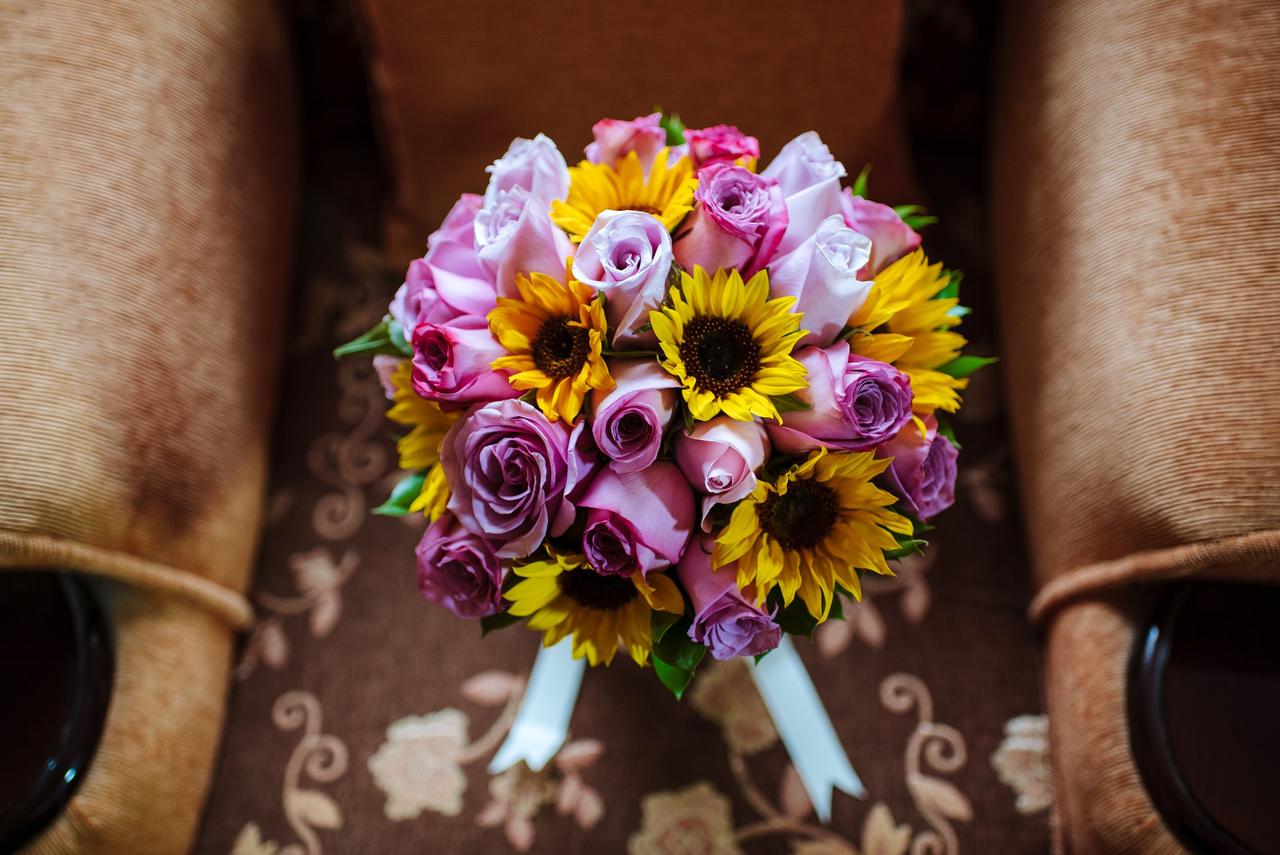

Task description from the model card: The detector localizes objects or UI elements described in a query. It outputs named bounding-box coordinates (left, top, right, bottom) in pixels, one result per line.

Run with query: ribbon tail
left=489, top=638, right=585, bottom=774
left=749, top=636, right=865, bottom=821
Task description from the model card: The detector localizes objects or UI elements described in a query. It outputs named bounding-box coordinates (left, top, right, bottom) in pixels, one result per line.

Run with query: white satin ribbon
left=489, top=638, right=585, bottom=774
left=749, top=636, right=865, bottom=821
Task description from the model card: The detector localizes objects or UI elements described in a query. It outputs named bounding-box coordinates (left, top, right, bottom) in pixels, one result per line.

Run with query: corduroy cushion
left=993, top=0, right=1280, bottom=850
left=0, top=0, right=297, bottom=851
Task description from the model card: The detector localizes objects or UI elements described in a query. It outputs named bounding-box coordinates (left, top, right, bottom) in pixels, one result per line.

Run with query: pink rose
left=416, top=513, right=505, bottom=619
left=678, top=533, right=779, bottom=660
left=591, top=360, right=680, bottom=474
left=441, top=399, right=578, bottom=558
left=673, top=163, right=788, bottom=278
left=768, top=342, right=913, bottom=454
left=768, top=214, right=873, bottom=345
left=880, top=415, right=958, bottom=520
left=578, top=463, right=694, bottom=577
left=684, top=125, right=760, bottom=169
left=571, top=210, right=672, bottom=347
left=372, top=354, right=400, bottom=400
left=389, top=194, right=494, bottom=336
left=840, top=191, right=922, bottom=276
left=674, top=416, right=770, bottom=531
left=483, top=134, right=570, bottom=208
left=410, top=317, right=518, bottom=410
left=474, top=186, right=575, bottom=298
left=584, top=113, right=666, bottom=171
left=763, top=132, right=848, bottom=257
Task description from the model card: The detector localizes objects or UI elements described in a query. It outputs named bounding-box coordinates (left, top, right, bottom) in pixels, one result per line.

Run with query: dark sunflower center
left=557, top=565, right=639, bottom=611
left=625, top=203, right=663, bottom=215
left=532, top=315, right=590, bottom=378
left=758, top=479, right=839, bottom=551
left=678, top=315, right=761, bottom=397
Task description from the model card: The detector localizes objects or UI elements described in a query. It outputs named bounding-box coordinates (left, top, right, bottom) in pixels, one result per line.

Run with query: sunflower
left=386, top=359, right=458, bottom=470
left=488, top=270, right=615, bottom=423
left=714, top=449, right=912, bottom=621
left=847, top=250, right=967, bottom=415
left=505, top=553, right=684, bottom=666
left=651, top=266, right=808, bottom=423
left=409, top=464, right=449, bottom=521
left=550, top=149, right=696, bottom=242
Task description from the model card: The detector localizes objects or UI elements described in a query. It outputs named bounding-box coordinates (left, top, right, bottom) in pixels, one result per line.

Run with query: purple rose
left=572, top=210, right=672, bottom=347
left=881, top=415, right=958, bottom=520
left=591, top=360, right=679, bottom=473
left=839, top=191, right=921, bottom=277
left=673, top=163, right=787, bottom=278
left=678, top=533, right=779, bottom=660
left=578, top=463, right=694, bottom=577
left=584, top=113, right=666, bottom=171
left=411, top=317, right=519, bottom=409
left=441, top=399, right=577, bottom=558
left=416, top=513, right=505, bottom=619
left=769, top=342, right=913, bottom=454
left=768, top=214, right=874, bottom=346
left=684, top=124, right=760, bottom=170
left=389, top=194, right=495, bottom=336
left=673, top=416, right=770, bottom=531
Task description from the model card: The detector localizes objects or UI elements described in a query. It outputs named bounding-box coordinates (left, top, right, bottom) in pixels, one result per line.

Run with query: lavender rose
left=769, top=342, right=913, bottom=454
left=584, top=113, right=666, bottom=171
left=840, top=191, right=921, bottom=276
left=416, top=513, right=504, bottom=619
left=389, top=194, right=494, bottom=336
left=673, top=416, right=770, bottom=531
left=679, top=533, right=779, bottom=660
left=673, top=163, right=787, bottom=278
left=572, top=211, right=672, bottom=347
left=578, top=463, right=694, bottom=577
left=591, top=360, right=679, bottom=473
left=768, top=214, right=874, bottom=346
left=440, top=399, right=578, bottom=558
left=410, top=317, right=519, bottom=409
left=762, top=132, right=848, bottom=257
left=474, top=186, right=575, bottom=298
left=684, top=124, right=760, bottom=170
left=881, top=415, right=958, bottom=520
left=483, top=134, right=570, bottom=208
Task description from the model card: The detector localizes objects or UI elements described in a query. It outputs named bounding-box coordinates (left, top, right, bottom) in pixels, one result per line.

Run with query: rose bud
left=678, top=533, right=780, bottom=660
left=584, top=113, right=667, bottom=171
left=768, top=342, right=914, bottom=454
left=674, top=416, right=770, bottom=531
left=440, top=399, right=578, bottom=558
left=410, top=317, right=520, bottom=410
left=578, top=463, right=694, bottom=577
left=768, top=214, right=874, bottom=346
left=389, top=194, right=494, bottom=337
left=474, top=186, right=575, bottom=298
left=880, top=415, right=958, bottom=520
left=572, top=210, right=673, bottom=347
left=839, top=191, right=922, bottom=277
left=416, top=512, right=505, bottom=619
left=590, top=360, right=680, bottom=473
left=483, top=133, right=570, bottom=208
left=684, top=124, right=760, bottom=170
left=673, top=163, right=788, bottom=278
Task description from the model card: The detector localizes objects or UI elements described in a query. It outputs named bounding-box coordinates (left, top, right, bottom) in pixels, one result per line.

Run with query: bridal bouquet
left=340, top=113, right=990, bottom=698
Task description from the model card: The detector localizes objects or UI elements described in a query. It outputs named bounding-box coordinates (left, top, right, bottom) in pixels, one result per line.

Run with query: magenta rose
left=684, top=125, right=760, bottom=169
left=578, top=463, right=694, bottom=577
left=416, top=513, right=504, bottom=619
left=769, top=342, right=913, bottom=455
left=881, top=415, right=958, bottom=520
left=840, top=191, right=921, bottom=276
left=441, top=399, right=578, bottom=558
left=591, top=360, right=679, bottom=474
left=768, top=214, right=874, bottom=346
left=410, top=317, right=519, bottom=409
left=674, top=163, right=788, bottom=278
left=389, top=194, right=494, bottom=336
left=584, top=113, right=666, bottom=171
left=673, top=416, right=770, bottom=531
left=678, top=533, right=780, bottom=660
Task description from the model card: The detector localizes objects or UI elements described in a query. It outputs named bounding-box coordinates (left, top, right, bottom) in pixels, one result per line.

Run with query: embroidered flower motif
left=368, top=709, right=469, bottom=819
left=476, top=764, right=558, bottom=852
left=230, top=822, right=280, bottom=855
left=628, top=781, right=742, bottom=855
left=688, top=658, right=778, bottom=755
left=991, top=714, right=1051, bottom=815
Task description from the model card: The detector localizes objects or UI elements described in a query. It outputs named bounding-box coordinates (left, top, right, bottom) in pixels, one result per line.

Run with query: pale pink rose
left=474, top=186, right=575, bottom=298
left=763, top=132, right=848, bottom=256
left=674, top=416, right=770, bottom=531
left=840, top=190, right=922, bottom=276
left=768, top=214, right=873, bottom=345
left=572, top=210, right=672, bottom=347
left=389, top=194, right=494, bottom=337
left=578, top=462, right=694, bottom=577
left=410, top=317, right=519, bottom=409
left=679, top=533, right=780, bottom=660
left=673, top=163, right=788, bottom=278
left=684, top=124, right=760, bottom=169
left=483, top=134, right=570, bottom=208
left=584, top=113, right=666, bottom=171
left=590, top=360, right=680, bottom=473
left=373, top=354, right=400, bottom=399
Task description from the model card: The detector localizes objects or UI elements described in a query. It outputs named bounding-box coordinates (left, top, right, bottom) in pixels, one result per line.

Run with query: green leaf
left=903, top=214, right=939, bottom=230
left=653, top=657, right=696, bottom=699
left=885, top=538, right=928, bottom=560
left=935, top=417, right=960, bottom=449
left=480, top=611, right=524, bottom=636
left=851, top=164, right=872, bottom=198
left=681, top=404, right=695, bottom=434
left=651, top=609, right=682, bottom=644
left=828, top=591, right=845, bottom=622
left=387, top=319, right=413, bottom=357
left=936, top=355, right=998, bottom=379
left=660, top=112, right=687, bottom=146
left=772, top=596, right=820, bottom=637
left=372, top=471, right=426, bottom=517
left=333, top=319, right=406, bottom=359
left=948, top=305, right=971, bottom=318
left=770, top=392, right=813, bottom=414
left=653, top=617, right=705, bottom=671
left=937, top=269, right=963, bottom=301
